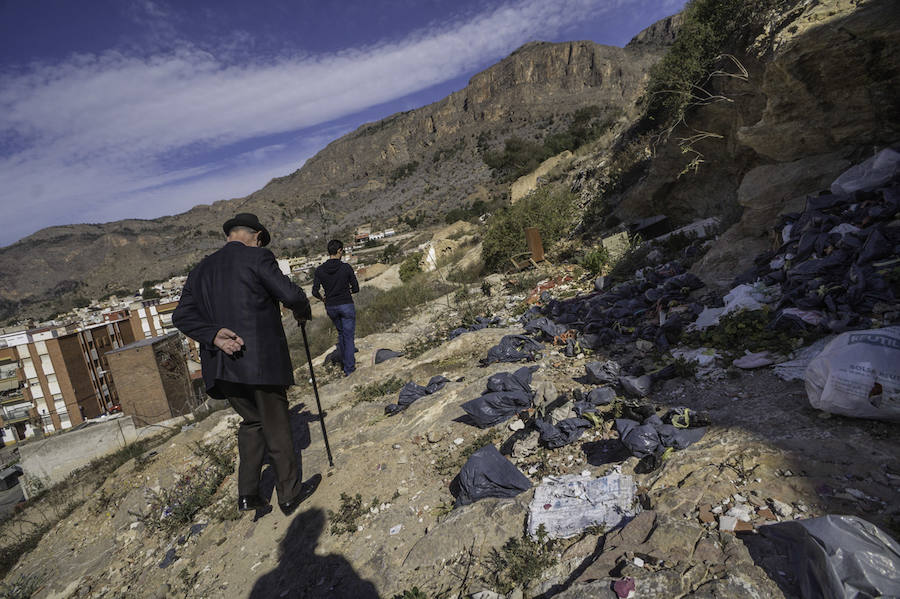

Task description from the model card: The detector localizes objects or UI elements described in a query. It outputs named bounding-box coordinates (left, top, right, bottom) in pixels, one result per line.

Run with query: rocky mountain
left=0, top=30, right=672, bottom=322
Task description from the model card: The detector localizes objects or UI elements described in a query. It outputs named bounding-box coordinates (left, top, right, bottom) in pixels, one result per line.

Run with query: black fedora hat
left=223, top=213, right=271, bottom=247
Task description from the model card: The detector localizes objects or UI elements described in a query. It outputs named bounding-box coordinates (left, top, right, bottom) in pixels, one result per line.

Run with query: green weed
left=142, top=439, right=236, bottom=535
left=487, top=524, right=558, bottom=594
left=353, top=376, right=406, bottom=405
left=328, top=493, right=380, bottom=535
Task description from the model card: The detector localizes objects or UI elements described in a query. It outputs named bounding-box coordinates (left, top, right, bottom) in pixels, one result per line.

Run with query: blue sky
left=0, top=0, right=685, bottom=247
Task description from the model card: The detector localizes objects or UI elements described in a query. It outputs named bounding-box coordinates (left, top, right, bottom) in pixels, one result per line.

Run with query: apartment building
left=128, top=299, right=199, bottom=362
left=0, top=343, right=29, bottom=442
left=0, top=319, right=136, bottom=440
left=106, top=333, right=192, bottom=426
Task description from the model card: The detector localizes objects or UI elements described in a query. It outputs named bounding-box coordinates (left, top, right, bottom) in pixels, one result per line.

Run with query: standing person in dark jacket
left=312, top=239, right=360, bottom=377
left=173, top=213, right=320, bottom=516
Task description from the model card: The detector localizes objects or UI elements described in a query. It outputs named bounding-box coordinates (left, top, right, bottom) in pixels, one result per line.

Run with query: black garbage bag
left=585, top=360, right=621, bottom=385
left=461, top=391, right=533, bottom=428
left=453, top=444, right=531, bottom=506
left=857, top=229, right=893, bottom=264
left=448, top=316, right=502, bottom=339
left=486, top=366, right=536, bottom=394
left=586, top=387, right=616, bottom=405
left=481, top=335, right=543, bottom=365
left=615, top=418, right=661, bottom=459
left=616, top=411, right=707, bottom=459
left=374, top=349, right=402, bottom=364
left=656, top=424, right=706, bottom=450
left=758, top=515, right=900, bottom=599
left=535, top=417, right=591, bottom=449
left=385, top=375, right=450, bottom=416
left=524, top=316, right=568, bottom=340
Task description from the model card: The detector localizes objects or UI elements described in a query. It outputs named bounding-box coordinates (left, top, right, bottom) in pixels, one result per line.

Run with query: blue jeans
left=326, top=303, right=356, bottom=375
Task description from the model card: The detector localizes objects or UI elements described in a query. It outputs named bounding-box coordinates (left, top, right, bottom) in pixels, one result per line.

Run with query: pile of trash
left=521, top=261, right=705, bottom=353
left=730, top=151, right=899, bottom=335
left=519, top=152, right=898, bottom=364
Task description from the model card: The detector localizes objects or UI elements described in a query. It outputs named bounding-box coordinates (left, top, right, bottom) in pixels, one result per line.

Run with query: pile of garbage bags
left=521, top=261, right=705, bottom=352
left=732, top=156, right=899, bottom=335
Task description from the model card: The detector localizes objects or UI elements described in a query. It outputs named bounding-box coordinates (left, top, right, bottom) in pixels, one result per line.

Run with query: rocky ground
left=3, top=256, right=898, bottom=599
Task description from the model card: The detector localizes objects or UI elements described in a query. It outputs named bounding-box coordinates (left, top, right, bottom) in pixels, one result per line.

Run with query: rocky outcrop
left=604, top=0, right=900, bottom=288
left=737, top=0, right=900, bottom=161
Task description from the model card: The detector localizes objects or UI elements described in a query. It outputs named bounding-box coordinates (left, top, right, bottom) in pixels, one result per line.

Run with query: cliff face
left=0, top=37, right=666, bottom=320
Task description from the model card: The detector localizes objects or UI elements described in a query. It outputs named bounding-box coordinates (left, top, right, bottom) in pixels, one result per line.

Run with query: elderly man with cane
left=173, top=213, right=320, bottom=516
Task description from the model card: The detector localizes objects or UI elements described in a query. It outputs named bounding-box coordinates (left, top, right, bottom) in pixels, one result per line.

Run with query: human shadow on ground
left=248, top=507, right=380, bottom=598
left=258, top=403, right=314, bottom=509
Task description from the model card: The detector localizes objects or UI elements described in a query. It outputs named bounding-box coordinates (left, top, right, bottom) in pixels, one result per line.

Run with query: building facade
left=106, top=333, right=192, bottom=426
left=0, top=319, right=136, bottom=440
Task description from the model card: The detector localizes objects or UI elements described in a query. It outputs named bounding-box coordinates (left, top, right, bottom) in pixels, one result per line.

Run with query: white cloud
left=0, top=0, right=640, bottom=246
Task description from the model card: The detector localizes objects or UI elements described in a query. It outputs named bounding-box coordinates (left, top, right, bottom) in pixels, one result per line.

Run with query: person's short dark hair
left=327, top=239, right=343, bottom=256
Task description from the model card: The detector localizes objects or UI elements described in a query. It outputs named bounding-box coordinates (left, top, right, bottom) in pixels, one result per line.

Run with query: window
left=22, top=358, right=36, bottom=379
left=34, top=340, right=48, bottom=355
left=47, top=374, right=60, bottom=395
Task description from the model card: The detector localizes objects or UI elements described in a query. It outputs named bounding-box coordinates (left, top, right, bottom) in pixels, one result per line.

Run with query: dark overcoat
left=173, top=241, right=310, bottom=398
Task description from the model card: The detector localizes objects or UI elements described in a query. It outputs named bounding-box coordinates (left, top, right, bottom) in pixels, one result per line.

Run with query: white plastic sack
left=774, top=336, right=834, bottom=382
left=527, top=472, right=639, bottom=539
left=831, top=148, right=900, bottom=195
left=805, top=327, right=900, bottom=422
left=722, top=282, right=780, bottom=316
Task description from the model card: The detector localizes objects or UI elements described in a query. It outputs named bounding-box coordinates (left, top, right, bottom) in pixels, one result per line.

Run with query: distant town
left=0, top=224, right=405, bottom=445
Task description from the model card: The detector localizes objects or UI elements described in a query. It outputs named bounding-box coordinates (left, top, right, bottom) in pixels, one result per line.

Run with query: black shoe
left=279, top=474, right=322, bottom=516
left=238, top=494, right=268, bottom=512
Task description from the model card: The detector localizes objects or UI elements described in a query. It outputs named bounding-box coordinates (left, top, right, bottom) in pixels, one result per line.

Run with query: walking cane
left=300, top=321, right=334, bottom=467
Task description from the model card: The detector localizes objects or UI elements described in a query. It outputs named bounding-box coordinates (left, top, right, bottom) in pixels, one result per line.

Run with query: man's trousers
left=217, top=381, right=302, bottom=504
left=326, top=302, right=356, bottom=376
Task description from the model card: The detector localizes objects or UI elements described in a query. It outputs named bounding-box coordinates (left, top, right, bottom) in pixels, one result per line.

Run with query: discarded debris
left=374, top=349, right=402, bottom=364
left=758, top=515, right=900, bottom=599
left=527, top=472, right=639, bottom=539
left=534, top=417, right=591, bottom=449
left=453, top=444, right=531, bottom=506
left=448, top=316, right=502, bottom=340
left=384, top=375, right=450, bottom=416
left=616, top=410, right=708, bottom=467
left=804, top=326, right=900, bottom=421
left=461, top=367, right=535, bottom=428
left=481, top=334, right=544, bottom=365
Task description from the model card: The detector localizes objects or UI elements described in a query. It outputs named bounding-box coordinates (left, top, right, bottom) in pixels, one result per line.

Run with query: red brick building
left=106, top=334, right=192, bottom=426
